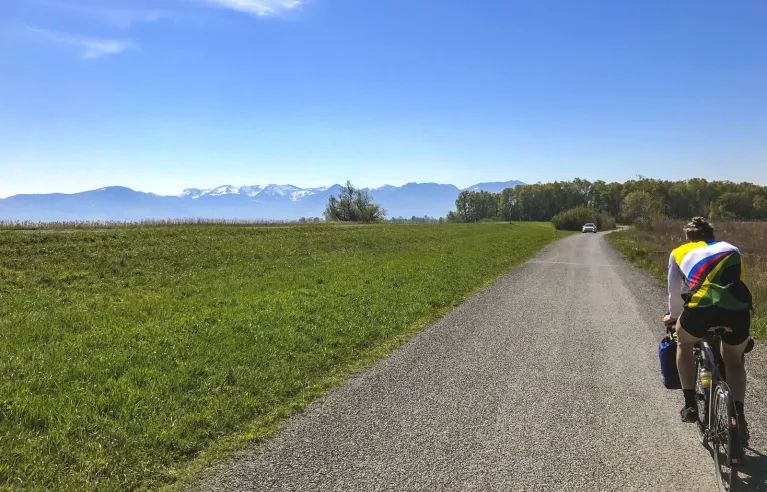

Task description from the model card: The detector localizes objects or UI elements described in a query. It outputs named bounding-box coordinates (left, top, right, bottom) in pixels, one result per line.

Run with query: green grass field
left=608, top=221, right=766, bottom=340
left=0, top=222, right=565, bottom=490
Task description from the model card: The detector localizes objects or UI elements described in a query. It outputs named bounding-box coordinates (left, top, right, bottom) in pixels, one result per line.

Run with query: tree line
left=388, top=216, right=443, bottom=224
left=447, top=178, right=767, bottom=226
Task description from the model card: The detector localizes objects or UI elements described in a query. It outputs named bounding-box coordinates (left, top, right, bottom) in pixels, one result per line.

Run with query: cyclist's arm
left=668, top=253, right=683, bottom=319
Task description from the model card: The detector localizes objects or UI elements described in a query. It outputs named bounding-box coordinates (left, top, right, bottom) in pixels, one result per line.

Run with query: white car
left=582, top=223, right=597, bottom=233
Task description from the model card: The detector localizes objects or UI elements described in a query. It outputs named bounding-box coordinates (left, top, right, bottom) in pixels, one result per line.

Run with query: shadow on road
left=738, top=447, right=767, bottom=491
left=701, top=444, right=767, bottom=491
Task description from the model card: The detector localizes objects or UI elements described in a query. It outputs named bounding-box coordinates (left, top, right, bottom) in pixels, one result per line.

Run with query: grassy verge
left=0, top=222, right=567, bottom=490
left=608, top=221, right=766, bottom=339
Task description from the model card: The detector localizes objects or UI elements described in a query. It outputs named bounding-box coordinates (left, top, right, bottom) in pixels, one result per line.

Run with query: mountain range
left=0, top=181, right=524, bottom=222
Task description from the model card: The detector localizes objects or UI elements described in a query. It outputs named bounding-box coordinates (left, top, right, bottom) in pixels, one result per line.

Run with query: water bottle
left=699, top=368, right=712, bottom=390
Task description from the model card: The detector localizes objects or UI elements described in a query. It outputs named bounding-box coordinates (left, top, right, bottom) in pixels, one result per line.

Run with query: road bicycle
left=684, top=327, right=754, bottom=492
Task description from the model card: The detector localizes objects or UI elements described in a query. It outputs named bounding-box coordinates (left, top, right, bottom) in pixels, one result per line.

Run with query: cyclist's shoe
left=680, top=405, right=699, bottom=423
left=745, top=337, right=755, bottom=354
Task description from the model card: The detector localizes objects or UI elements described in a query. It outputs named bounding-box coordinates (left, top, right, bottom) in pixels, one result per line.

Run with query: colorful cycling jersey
left=668, top=241, right=752, bottom=318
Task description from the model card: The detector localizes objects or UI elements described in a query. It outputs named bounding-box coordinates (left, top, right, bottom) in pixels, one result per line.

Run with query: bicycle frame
left=694, top=335, right=725, bottom=433
left=695, top=331, right=745, bottom=471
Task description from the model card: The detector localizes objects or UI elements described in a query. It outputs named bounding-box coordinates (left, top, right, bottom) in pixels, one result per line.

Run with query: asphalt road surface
left=197, top=232, right=766, bottom=492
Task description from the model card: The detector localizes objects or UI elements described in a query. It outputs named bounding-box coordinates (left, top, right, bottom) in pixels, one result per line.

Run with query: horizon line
left=0, top=180, right=527, bottom=199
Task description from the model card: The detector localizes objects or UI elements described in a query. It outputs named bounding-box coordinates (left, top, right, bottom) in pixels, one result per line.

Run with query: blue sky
left=1, top=0, right=766, bottom=197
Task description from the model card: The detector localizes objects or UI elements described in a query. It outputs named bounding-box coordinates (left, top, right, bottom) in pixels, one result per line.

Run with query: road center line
left=527, top=260, right=625, bottom=268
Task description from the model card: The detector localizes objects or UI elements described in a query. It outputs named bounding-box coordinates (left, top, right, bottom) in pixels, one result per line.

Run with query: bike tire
left=711, top=382, right=740, bottom=492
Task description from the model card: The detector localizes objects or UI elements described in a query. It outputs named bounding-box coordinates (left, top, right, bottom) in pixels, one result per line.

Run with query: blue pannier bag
left=659, top=333, right=682, bottom=390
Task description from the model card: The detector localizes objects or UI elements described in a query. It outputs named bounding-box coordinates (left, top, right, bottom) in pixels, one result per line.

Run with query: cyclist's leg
left=676, top=316, right=704, bottom=421
left=718, top=308, right=751, bottom=405
left=721, top=338, right=750, bottom=443
left=720, top=339, right=748, bottom=402
left=716, top=308, right=751, bottom=443
left=675, top=319, right=701, bottom=390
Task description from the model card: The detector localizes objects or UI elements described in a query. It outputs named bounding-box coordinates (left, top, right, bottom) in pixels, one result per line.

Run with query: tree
left=450, top=177, right=767, bottom=226
left=712, top=192, right=753, bottom=220
left=709, top=205, right=736, bottom=221
left=455, top=191, right=471, bottom=222
left=621, top=191, right=663, bottom=227
left=753, top=195, right=767, bottom=220
left=446, top=211, right=462, bottom=223
left=550, top=206, right=610, bottom=231
left=453, top=190, right=502, bottom=222
left=324, top=181, right=386, bottom=223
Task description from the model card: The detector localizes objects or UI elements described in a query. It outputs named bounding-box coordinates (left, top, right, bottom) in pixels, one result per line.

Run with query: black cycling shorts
left=680, top=307, right=751, bottom=346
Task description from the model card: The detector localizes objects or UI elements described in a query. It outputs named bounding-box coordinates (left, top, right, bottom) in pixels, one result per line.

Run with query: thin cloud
left=197, top=0, right=303, bottom=17
left=36, top=1, right=167, bottom=29
left=4, top=0, right=304, bottom=61
left=26, top=26, right=136, bottom=59
left=30, top=0, right=305, bottom=26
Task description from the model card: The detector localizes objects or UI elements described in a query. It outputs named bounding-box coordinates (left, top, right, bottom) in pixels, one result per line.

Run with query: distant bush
left=551, top=206, right=615, bottom=231
left=446, top=211, right=462, bottom=223
left=601, top=215, right=617, bottom=230
left=325, top=181, right=386, bottom=223
left=388, top=216, right=441, bottom=224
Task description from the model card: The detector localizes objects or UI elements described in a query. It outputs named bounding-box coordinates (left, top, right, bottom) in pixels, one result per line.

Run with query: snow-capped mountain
left=180, top=188, right=211, bottom=199
left=259, top=184, right=303, bottom=200
left=181, top=184, right=327, bottom=202
left=208, top=185, right=243, bottom=197
left=191, top=185, right=266, bottom=198
left=0, top=181, right=524, bottom=222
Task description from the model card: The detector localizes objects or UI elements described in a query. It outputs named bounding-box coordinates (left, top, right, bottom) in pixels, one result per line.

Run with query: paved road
left=197, top=233, right=766, bottom=491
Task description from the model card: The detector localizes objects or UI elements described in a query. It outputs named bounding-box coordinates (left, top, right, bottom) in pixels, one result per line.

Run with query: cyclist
left=663, top=217, right=752, bottom=442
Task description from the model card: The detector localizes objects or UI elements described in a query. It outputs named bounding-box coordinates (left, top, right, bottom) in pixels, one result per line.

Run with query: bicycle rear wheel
left=712, top=382, right=740, bottom=492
